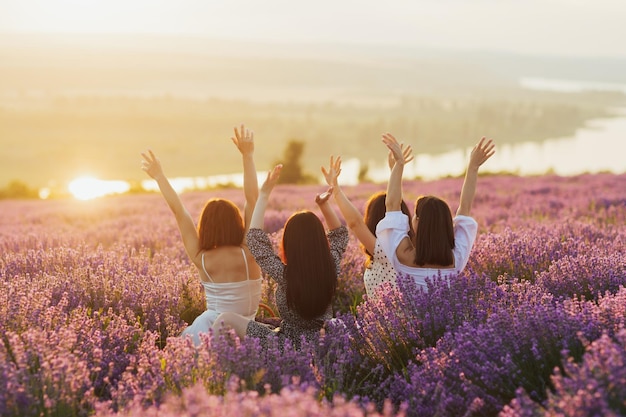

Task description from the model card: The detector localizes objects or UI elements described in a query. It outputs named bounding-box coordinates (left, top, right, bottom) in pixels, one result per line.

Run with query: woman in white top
left=141, top=125, right=263, bottom=346
left=376, top=134, right=495, bottom=291
left=321, top=152, right=414, bottom=298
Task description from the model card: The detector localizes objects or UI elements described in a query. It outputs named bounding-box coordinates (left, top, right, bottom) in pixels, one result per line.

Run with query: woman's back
left=141, top=125, right=264, bottom=346
left=363, top=239, right=399, bottom=297
left=183, top=246, right=262, bottom=345
left=198, top=246, right=262, bottom=315
left=196, top=246, right=262, bottom=283
left=376, top=212, right=478, bottom=290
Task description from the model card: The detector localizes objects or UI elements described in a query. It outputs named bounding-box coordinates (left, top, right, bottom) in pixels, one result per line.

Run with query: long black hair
left=413, top=195, right=455, bottom=267
left=281, top=211, right=336, bottom=319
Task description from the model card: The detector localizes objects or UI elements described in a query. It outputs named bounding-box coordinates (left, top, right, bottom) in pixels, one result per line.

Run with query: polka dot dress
left=363, top=239, right=398, bottom=297
left=245, top=226, right=349, bottom=349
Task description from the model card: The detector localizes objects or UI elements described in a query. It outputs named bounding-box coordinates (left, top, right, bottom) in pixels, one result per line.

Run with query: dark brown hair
left=197, top=198, right=245, bottom=252
left=413, top=195, right=455, bottom=267
left=363, top=191, right=414, bottom=265
left=281, top=211, right=336, bottom=320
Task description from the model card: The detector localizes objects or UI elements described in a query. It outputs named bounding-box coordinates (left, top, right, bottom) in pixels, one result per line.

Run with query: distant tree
left=126, top=180, right=150, bottom=195
left=358, top=162, right=371, bottom=183
left=274, top=140, right=316, bottom=184
left=0, top=180, right=39, bottom=199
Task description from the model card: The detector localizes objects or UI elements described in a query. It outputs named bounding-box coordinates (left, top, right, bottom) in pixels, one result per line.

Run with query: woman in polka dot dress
left=376, top=134, right=495, bottom=291
left=212, top=164, right=349, bottom=349
left=321, top=151, right=414, bottom=299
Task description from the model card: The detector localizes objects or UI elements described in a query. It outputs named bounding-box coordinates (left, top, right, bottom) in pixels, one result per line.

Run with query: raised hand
left=387, top=143, right=415, bottom=169
left=315, top=186, right=334, bottom=205
left=469, top=137, right=496, bottom=170
left=231, top=124, right=255, bottom=156
left=457, top=137, right=496, bottom=216
left=382, top=133, right=413, bottom=166
left=141, top=149, right=165, bottom=180
left=321, top=155, right=342, bottom=187
left=260, top=164, right=282, bottom=195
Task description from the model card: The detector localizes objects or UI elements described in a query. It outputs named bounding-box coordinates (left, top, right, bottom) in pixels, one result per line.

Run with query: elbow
left=345, top=217, right=361, bottom=230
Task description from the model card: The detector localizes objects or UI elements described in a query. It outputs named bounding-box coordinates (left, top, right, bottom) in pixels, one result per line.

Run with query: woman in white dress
left=141, top=125, right=263, bottom=346
left=321, top=152, right=414, bottom=298
left=376, top=134, right=495, bottom=291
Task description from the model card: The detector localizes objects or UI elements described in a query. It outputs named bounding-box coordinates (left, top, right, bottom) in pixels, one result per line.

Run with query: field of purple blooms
left=1, top=173, right=625, bottom=417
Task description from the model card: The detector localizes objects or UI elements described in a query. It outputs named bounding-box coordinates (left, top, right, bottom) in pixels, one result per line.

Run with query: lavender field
left=1, top=173, right=625, bottom=417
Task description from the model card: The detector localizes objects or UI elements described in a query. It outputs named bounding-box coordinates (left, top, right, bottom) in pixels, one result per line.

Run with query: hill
left=0, top=34, right=625, bottom=188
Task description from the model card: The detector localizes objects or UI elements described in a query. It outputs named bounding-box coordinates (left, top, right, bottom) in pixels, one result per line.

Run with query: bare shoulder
left=241, top=245, right=262, bottom=276
left=199, top=246, right=261, bottom=282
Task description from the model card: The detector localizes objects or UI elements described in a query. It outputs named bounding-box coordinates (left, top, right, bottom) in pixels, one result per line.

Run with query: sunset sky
left=1, top=0, right=625, bottom=58
left=1, top=0, right=625, bottom=197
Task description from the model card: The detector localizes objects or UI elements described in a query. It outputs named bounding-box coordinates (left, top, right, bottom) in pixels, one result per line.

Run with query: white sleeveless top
left=181, top=247, right=262, bottom=346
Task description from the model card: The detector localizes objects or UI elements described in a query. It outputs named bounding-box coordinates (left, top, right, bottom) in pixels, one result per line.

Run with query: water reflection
left=489, top=115, right=626, bottom=176
left=519, top=77, right=626, bottom=94
left=365, top=109, right=626, bottom=182
left=156, top=109, right=626, bottom=191
left=140, top=173, right=265, bottom=194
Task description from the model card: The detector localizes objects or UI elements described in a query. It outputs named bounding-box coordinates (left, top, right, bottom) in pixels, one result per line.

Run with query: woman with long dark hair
left=212, top=164, right=349, bottom=349
left=141, top=125, right=263, bottom=346
left=376, top=133, right=495, bottom=290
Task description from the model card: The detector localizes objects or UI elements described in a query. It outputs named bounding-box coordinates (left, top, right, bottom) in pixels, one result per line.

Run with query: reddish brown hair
left=197, top=198, right=245, bottom=252
left=363, top=191, right=414, bottom=265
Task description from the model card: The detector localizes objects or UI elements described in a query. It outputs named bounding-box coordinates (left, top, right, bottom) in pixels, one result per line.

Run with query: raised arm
left=231, top=124, right=258, bottom=231
left=321, top=155, right=376, bottom=253
left=381, top=133, right=413, bottom=212
left=457, top=137, right=495, bottom=217
left=249, top=164, right=283, bottom=230
left=141, top=149, right=199, bottom=260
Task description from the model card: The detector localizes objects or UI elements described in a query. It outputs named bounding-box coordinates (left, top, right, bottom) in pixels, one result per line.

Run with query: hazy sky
left=1, top=0, right=625, bottom=58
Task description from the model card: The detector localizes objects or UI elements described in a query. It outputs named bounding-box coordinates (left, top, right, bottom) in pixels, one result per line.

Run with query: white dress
left=363, top=239, right=399, bottom=298
left=181, top=247, right=262, bottom=346
left=375, top=211, right=478, bottom=291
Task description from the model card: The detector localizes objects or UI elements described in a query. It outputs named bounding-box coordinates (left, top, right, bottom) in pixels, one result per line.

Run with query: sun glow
left=68, top=176, right=130, bottom=200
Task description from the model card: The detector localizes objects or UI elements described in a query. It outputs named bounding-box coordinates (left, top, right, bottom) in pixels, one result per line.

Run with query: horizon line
left=1, top=32, right=625, bottom=61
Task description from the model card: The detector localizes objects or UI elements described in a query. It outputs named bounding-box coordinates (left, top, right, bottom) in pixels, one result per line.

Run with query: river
left=363, top=77, right=626, bottom=183
left=54, top=77, right=626, bottom=198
